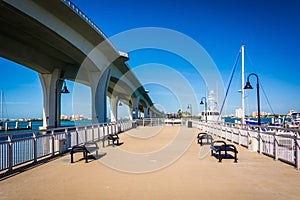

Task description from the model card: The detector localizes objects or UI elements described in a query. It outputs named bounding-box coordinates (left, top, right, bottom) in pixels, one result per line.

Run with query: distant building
left=235, top=108, right=243, bottom=118
left=71, top=114, right=84, bottom=120
left=252, top=111, right=269, bottom=117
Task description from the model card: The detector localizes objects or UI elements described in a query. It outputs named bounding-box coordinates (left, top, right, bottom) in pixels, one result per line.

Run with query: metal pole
left=205, top=100, right=207, bottom=123
left=55, top=82, right=58, bottom=128
left=257, top=81, right=261, bottom=126
left=241, top=45, right=245, bottom=124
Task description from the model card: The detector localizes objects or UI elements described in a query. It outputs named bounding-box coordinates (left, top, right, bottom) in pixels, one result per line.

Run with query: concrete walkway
left=1, top=126, right=300, bottom=200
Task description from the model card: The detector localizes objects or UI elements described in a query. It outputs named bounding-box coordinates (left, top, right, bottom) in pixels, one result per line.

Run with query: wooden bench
left=197, top=132, right=213, bottom=146
left=70, top=141, right=99, bottom=163
left=106, top=133, right=123, bottom=146
left=210, top=140, right=238, bottom=163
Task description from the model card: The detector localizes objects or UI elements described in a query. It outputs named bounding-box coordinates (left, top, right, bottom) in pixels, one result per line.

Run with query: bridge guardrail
left=0, top=121, right=133, bottom=172
left=192, top=120, right=300, bottom=170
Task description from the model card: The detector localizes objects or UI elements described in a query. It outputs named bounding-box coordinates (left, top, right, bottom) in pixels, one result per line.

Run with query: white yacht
left=165, top=113, right=182, bottom=126
left=287, top=112, right=300, bottom=129
left=201, top=90, right=221, bottom=122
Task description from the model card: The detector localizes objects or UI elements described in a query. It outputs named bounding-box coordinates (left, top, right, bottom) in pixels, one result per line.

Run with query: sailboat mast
left=241, top=45, right=245, bottom=124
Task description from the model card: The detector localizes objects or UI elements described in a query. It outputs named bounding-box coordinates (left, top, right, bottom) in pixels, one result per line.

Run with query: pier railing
left=0, top=121, right=133, bottom=172
left=192, top=120, right=300, bottom=169
left=136, top=118, right=165, bottom=126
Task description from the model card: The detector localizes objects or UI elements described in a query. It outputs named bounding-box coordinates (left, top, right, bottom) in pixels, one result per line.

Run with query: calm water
left=0, top=120, right=93, bottom=135
left=224, top=117, right=290, bottom=124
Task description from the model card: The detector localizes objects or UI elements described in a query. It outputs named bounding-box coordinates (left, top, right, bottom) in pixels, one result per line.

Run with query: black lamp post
left=55, top=79, right=70, bottom=128
left=200, top=97, right=207, bottom=122
left=244, top=73, right=261, bottom=126
left=187, top=104, right=192, bottom=119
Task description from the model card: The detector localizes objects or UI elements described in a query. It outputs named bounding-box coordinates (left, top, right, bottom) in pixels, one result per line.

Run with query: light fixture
left=244, top=73, right=261, bottom=126
left=55, top=79, right=70, bottom=128
left=200, top=97, right=207, bottom=122
left=61, top=81, right=70, bottom=93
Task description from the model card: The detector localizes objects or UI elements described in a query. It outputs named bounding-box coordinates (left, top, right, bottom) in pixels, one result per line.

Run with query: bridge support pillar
left=144, top=106, right=149, bottom=119
left=131, top=97, right=139, bottom=120
left=89, top=68, right=111, bottom=124
left=110, top=96, right=119, bottom=122
left=39, top=69, right=63, bottom=129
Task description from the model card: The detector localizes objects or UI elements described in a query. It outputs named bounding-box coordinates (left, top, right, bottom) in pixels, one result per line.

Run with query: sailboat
left=0, top=89, right=32, bottom=131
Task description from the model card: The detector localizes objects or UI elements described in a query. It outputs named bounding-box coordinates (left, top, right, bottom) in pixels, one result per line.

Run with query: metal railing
left=136, top=118, right=165, bottom=127
left=0, top=121, right=133, bottom=172
left=60, top=0, right=119, bottom=55
left=61, top=0, right=107, bottom=39
left=192, top=120, right=300, bottom=169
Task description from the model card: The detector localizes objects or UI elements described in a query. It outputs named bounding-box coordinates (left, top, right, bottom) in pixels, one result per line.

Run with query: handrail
left=60, top=0, right=107, bottom=39
left=0, top=121, right=134, bottom=172
left=60, top=0, right=120, bottom=55
left=191, top=120, right=300, bottom=170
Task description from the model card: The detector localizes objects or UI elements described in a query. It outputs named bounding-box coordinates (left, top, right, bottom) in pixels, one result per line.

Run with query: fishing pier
left=1, top=119, right=300, bottom=200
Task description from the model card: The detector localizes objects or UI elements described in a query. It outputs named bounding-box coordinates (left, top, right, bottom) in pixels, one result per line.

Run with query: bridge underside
left=0, top=0, right=161, bottom=127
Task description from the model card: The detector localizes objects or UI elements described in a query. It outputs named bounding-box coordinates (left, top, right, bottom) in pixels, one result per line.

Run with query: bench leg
left=218, top=151, right=222, bottom=162
left=71, top=152, right=74, bottom=163
left=234, top=152, right=238, bottom=163
left=85, top=151, right=88, bottom=163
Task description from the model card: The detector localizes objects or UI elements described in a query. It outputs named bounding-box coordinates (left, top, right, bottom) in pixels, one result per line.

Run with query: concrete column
left=89, top=68, right=111, bottom=123
left=39, top=69, right=61, bottom=129
left=149, top=108, right=153, bottom=118
left=88, top=71, right=101, bottom=124
left=131, top=97, right=139, bottom=120
left=144, top=106, right=150, bottom=118
left=110, top=96, right=118, bottom=122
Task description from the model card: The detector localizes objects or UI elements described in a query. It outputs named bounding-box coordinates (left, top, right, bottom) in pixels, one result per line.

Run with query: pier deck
left=1, top=126, right=300, bottom=200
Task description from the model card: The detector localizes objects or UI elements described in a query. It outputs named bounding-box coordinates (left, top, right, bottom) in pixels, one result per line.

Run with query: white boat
left=287, top=112, right=300, bottom=128
left=201, top=90, right=221, bottom=121
left=165, top=113, right=182, bottom=126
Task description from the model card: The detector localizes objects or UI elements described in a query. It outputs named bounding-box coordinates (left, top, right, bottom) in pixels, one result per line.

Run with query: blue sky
left=0, top=0, right=299, bottom=119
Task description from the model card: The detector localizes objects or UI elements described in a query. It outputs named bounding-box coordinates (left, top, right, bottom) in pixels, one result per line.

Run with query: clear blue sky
left=0, top=0, right=299, bottom=119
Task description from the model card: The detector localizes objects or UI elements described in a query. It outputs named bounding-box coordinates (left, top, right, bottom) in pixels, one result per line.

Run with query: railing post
left=274, top=133, right=278, bottom=160
left=76, top=127, right=79, bottom=146
left=92, top=125, right=95, bottom=141
left=84, top=126, right=87, bottom=143
left=295, top=134, right=300, bottom=170
left=33, top=132, right=37, bottom=163
left=238, top=130, right=241, bottom=145
left=97, top=124, right=100, bottom=140
left=51, top=130, right=55, bottom=157
left=65, top=128, right=70, bottom=149
left=259, top=131, right=263, bottom=154
left=8, top=135, right=13, bottom=172
left=102, top=124, right=105, bottom=148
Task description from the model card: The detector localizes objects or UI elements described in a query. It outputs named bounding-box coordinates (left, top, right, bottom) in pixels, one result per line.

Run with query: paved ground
left=1, top=126, right=300, bottom=200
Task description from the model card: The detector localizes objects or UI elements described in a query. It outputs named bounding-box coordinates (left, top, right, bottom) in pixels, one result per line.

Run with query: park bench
left=197, top=132, right=213, bottom=146
left=106, top=133, right=123, bottom=146
left=70, top=141, right=99, bottom=163
left=210, top=140, right=238, bottom=163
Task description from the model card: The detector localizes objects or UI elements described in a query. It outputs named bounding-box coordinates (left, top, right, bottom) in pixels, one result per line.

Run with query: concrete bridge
left=0, top=0, right=162, bottom=128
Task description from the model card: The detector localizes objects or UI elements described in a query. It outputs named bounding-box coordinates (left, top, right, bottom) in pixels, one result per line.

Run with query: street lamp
left=244, top=73, right=261, bottom=126
left=187, top=104, right=192, bottom=119
left=200, top=97, right=207, bottom=122
left=119, top=101, right=123, bottom=106
left=55, top=79, right=70, bottom=128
